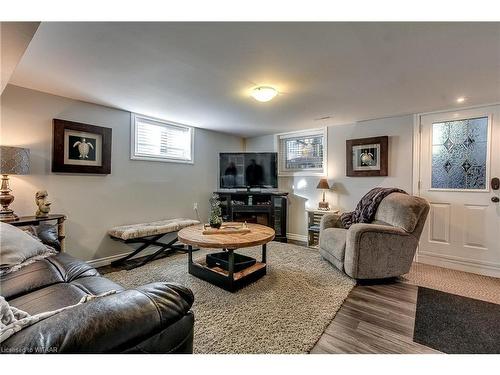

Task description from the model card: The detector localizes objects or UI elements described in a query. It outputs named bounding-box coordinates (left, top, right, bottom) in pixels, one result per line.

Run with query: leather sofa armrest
left=320, top=213, right=343, bottom=231
left=344, top=223, right=417, bottom=279
left=0, top=282, right=194, bottom=353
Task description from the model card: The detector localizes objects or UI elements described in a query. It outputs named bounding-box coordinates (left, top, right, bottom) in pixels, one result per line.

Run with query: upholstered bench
left=108, top=218, right=200, bottom=269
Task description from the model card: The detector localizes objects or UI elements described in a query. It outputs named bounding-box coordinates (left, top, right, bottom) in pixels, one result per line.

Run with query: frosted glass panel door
left=417, top=106, right=500, bottom=277
left=431, top=117, right=489, bottom=190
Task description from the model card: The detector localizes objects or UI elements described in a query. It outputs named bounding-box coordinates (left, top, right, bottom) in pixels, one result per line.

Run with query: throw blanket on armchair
left=340, top=187, right=407, bottom=229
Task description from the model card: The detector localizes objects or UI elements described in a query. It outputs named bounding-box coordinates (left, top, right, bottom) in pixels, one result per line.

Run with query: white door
left=417, top=105, right=500, bottom=277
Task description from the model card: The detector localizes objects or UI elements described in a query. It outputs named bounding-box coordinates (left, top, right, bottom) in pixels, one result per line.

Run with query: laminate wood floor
left=311, top=281, right=441, bottom=354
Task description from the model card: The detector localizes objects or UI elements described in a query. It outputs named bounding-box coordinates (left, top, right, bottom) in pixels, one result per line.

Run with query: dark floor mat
left=413, top=287, right=500, bottom=353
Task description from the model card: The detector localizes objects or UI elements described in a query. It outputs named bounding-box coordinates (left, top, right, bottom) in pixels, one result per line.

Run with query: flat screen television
left=219, top=152, right=278, bottom=189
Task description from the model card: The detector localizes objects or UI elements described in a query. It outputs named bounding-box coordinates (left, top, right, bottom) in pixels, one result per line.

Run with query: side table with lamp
left=316, top=178, right=331, bottom=210
left=307, top=178, right=340, bottom=248
left=1, top=146, right=67, bottom=251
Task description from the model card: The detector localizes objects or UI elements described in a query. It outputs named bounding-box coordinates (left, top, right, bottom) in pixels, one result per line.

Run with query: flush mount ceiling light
left=456, top=96, right=466, bottom=103
left=251, top=86, right=278, bottom=102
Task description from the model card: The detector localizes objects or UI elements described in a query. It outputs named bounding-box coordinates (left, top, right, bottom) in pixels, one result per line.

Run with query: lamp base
left=0, top=174, right=18, bottom=221
left=0, top=209, right=19, bottom=222
left=318, top=201, right=330, bottom=210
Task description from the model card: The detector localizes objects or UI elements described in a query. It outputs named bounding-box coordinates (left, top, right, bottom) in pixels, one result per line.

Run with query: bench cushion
left=108, top=218, right=200, bottom=241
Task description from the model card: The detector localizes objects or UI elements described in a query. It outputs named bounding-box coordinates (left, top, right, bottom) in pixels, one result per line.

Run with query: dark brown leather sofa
left=0, top=253, right=195, bottom=354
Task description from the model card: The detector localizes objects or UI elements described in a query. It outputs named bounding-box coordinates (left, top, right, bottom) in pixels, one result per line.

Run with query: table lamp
left=317, top=178, right=330, bottom=210
left=0, top=146, right=30, bottom=221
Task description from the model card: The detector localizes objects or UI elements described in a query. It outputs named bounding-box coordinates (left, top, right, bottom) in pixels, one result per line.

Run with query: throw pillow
left=0, top=222, right=56, bottom=274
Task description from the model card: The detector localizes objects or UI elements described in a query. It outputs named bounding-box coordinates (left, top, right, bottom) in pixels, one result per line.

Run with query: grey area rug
left=105, top=242, right=355, bottom=354
left=413, top=287, right=500, bottom=354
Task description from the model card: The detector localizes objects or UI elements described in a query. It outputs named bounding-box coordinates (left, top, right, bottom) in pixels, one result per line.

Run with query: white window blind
left=131, top=114, right=193, bottom=163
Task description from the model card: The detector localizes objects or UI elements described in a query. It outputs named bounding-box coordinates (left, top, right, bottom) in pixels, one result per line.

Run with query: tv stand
left=215, top=191, right=288, bottom=242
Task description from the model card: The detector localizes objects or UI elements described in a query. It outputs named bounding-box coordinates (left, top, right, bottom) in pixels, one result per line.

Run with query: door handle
left=492, top=196, right=500, bottom=203
left=491, top=177, right=500, bottom=190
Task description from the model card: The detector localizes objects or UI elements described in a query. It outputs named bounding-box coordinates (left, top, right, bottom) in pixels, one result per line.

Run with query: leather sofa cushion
left=0, top=253, right=100, bottom=300
left=319, top=228, right=347, bottom=261
left=46, top=253, right=99, bottom=282
left=71, top=276, right=124, bottom=295
left=36, top=223, right=61, bottom=251
left=8, top=276, right=124, bottom=315
left=0, top=259, right=64, bottom=300
left=374, top=193, right=427, bottom=233
left=9, top=283, right=89, bottom=315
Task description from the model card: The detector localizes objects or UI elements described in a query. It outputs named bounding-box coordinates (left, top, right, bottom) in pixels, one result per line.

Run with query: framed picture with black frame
left=346, top=136, right=388, bottom=177
left=52, top=119, right=112, bottom=174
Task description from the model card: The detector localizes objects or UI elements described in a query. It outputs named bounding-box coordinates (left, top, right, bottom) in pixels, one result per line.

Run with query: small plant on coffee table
left=209, top=193, right=223, bottom=229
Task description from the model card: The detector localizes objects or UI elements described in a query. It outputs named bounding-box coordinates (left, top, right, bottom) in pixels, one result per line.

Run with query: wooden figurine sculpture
left=35, top=190, right=51, bottom=218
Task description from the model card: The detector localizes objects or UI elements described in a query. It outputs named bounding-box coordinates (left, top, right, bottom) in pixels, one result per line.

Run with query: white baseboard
left=87, top=247, right=160, bottom=268
left=287, top=232, right=308, bottom=242
left=416, top=251, right=500, bottom=278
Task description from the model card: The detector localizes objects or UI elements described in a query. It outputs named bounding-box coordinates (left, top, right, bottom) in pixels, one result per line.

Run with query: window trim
left=275, top=127, right=328, bottom=177
left=130, top=113, right=195, bottom=164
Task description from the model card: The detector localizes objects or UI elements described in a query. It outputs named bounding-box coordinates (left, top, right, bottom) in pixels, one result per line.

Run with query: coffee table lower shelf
left=187, top=245, right=267, bottom=292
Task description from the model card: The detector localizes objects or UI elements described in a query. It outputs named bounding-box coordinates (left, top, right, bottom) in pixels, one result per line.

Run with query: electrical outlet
left=193, top=202, right=198, bottom=210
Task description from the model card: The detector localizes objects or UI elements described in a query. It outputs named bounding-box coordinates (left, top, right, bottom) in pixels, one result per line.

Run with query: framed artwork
left=346, top=136, right=388, bottom=177
left=52, top=119, right=112, bottom=174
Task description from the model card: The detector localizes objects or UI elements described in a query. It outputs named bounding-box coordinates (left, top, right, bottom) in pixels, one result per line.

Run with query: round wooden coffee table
left=178, top=223, right=275, bottom=292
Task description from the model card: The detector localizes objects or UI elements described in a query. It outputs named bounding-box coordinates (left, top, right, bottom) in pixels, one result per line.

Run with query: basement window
left=276, top=128, right=327, bottom=176
left=131, top=114, right=194, bottom=164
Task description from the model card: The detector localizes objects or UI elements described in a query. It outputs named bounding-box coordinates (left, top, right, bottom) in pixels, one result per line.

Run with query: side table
left=306, top=209, right=340, bottom=248
left=7, top=214, right=67, bottom=251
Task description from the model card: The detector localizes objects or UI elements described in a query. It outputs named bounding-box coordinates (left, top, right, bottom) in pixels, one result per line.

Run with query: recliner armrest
left=0, top=282, right=194, bottom=353
left=344, top=223, right=417, bottom=279
left=320, top=213, right=343, bottom=231
left=346, top=223, right=412, bottom=253
left=347, top=223, right=410, bottom=239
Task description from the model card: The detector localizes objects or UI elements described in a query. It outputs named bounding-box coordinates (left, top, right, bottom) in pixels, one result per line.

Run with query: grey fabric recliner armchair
left=319, top=192, right=430, bottom=279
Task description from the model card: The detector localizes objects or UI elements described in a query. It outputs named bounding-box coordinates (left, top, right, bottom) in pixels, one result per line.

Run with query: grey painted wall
left=0, top=85, right=243, bottom=261
left=245, top=114, right=414, bottom=237
left=0, top=84, right=415, bottom=253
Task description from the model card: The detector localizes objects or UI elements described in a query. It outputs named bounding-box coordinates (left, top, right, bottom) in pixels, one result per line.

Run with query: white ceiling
left=0, top=22, right=39, bottom=94
left=10, top=22, right=500, bottom=137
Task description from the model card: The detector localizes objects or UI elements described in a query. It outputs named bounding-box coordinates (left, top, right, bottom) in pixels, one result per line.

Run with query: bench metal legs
left=110, top=235, right=198, bottom=269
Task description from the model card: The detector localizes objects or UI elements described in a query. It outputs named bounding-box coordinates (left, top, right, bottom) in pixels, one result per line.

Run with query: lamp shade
left=316, top=178, right=330, bottom=190
left=0, top=146, right=30, bottom=175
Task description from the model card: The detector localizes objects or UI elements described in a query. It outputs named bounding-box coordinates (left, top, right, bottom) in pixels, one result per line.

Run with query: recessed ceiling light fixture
left=456, top=96, right=466, bottom=103
left=251, top=86, right=278, bottom=102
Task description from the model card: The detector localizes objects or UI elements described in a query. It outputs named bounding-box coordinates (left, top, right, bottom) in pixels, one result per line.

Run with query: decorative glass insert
left=431, top=116, right=488, bottom=189
left=277, top=129, right=327, bottom=175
